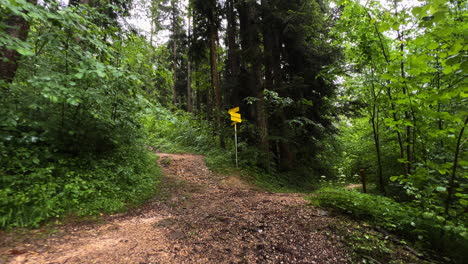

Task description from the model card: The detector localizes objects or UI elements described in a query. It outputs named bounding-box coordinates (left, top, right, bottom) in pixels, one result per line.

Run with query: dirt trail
left=2, top=153, right=350, bottom=264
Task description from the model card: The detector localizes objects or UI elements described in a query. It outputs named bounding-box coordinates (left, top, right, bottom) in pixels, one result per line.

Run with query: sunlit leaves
left=330, top=0, right=467, bottom=229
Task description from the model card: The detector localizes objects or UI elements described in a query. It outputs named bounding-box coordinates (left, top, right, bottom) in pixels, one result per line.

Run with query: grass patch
left=0, top=146, right=161, bottom=229
left=328, top=218, right=430, bottom=264
left=308, top=188, right=468, bottom=263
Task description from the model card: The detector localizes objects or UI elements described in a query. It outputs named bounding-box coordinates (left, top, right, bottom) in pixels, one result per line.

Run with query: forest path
left=3, top=153, right=350, bottom=264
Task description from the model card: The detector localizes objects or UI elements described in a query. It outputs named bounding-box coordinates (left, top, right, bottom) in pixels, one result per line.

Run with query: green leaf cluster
left=0, top=1, right=169, bottom=228
left=309, top=188, right=468, bottom=263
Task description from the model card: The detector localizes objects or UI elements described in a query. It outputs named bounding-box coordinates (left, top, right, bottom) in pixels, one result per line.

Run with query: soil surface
left=1, top=153, right=351, bottom=264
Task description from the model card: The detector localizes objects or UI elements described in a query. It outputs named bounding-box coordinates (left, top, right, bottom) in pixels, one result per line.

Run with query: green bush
left=0, top=3, right=164, bottom=229
left=144, top=107, right=216, bottom=152
left=0, top=145, right=160, bottom=228
left=309, top=188, right=468, bottom=263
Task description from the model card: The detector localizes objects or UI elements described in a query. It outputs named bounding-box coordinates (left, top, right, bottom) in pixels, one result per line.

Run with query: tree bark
left=187, top=8, right=192, bottom=112
left=260, top=0, right=274, bottom=170
left=226, top=0, right=240, bottom=106
left=393, top=0, right=414, bottom=175
left=367, top=8, right=407, bottom=176
left=239, top=0, right=268, bottom=168
left=209, top=26, right=223, bottom=147
left=444, top=116, right=468, bottom=216
left=171, top=1, right=178, bottom=106
left=270, top=25, right=293, bottom=170
left=370, top=76, right=385, bottom=194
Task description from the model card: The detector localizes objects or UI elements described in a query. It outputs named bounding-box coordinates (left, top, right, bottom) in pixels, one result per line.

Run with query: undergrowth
left=308, top=188, right=468, bottom=263
left=328, top=218, right=429, bottom=264
left=0, top=145, right=160, bottom=228
left=143, top=106, right=324, bottom=193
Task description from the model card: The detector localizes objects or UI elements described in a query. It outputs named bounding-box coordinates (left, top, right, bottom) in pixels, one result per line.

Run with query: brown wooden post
left=359, top=168, right=367, bottom=193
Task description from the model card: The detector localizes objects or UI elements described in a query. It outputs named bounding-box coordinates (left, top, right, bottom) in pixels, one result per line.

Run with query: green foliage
left=324, top=0, right=467, bottom=241
left=141, top=103, right=316, bottom=192
left=309, top=188, right=468, bottom=263
left=142, top=103, right=239, bottom=172
left=143, top=105, right=221, bottom=153
left=0, top=2, right=165, bottom=228
left=0, top=145, right=160, bottom=228
left=329, top=220, right=424, bottom=264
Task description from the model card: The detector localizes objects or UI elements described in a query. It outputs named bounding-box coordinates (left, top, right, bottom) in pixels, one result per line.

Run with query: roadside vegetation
left=1, top=0, right=465, bottom=263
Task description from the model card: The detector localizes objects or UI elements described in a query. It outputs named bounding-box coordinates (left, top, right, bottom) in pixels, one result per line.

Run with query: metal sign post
left=228, top=107, right=242, bottom=167
left=234, top=123, right=238, bottom=167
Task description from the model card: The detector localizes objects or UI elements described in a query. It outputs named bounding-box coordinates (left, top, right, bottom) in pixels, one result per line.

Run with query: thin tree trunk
left=209, top=27, right=224, bottom=147
left=259, top=0, right=273, bottom=170
left=393, top=0, right=413, bottom=175
left=444, top=116, right=468, bottom=216
left=226, top=0, right=240, bottom=106
left=270, top=26, right=292, bottom=170
left=245, top=1, right=268, bottom=168
left=370, top=76, right=385, bottom=194
left=195, top=62, right=200, bottom=114
left=187, top=62, right=192, bottom=112
left=186, top=8, right=192, bottom=112
left=386, top=88, right=407, bottom=175
left=150, top=3, right=154, bottom=46
left=205, top=84, right=212, bottom=121
left=367, top=8, right=407, bottom=176
left=171, top=2, right=178, bottom=106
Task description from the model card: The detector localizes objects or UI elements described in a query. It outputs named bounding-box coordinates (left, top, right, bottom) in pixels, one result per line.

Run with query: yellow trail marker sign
left=228, top=107, right=242, bottom=123
left=228, top=107, right=241, bottom=167
left=228, top=107, right=239, bottom=114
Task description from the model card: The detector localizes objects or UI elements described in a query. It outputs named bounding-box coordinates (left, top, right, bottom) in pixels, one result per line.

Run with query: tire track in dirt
left=2, top=153, right=350, bottom=264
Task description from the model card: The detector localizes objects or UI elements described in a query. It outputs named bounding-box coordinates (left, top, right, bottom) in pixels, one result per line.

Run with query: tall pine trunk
left=171, top=2, right=178, bottom=106
left=270, top=19, right=293, bottom=170
left=239, top=1, right=268, bottom=168
left=209, top=26, right=224, bottom=147
left=226, top=0, right=240, bottom=106
left=186, top=8, right=192, bottom=112
left=260, top=0, right=274, bottom=170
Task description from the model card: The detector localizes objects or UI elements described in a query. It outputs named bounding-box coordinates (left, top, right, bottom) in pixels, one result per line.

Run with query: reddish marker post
left=359, top=168, right=367, bottom=193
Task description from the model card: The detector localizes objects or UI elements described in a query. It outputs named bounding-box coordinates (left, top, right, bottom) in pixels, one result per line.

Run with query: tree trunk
left=195, top=62, right=200, bottom=114
left=386, top=88, right=407, bottom=175
left=393, top=0, right=414, bottom=176
left=368, top=8, right=407, bottom=176
left=270, top=25, right=292, bottom=170
left=0, top=0, right=37, bottom=83
left=239, top=0, right=268, bottom=168
left=260, top=0, right=273, bottom=170
left=262, top=0, right=273, bottom=96
left=444, top=116, right=468, bottom=216
left=171, top=2, right=178, bottom=106
left=226, top=0, right=240, bottom=106
left=398, top=37, right=413, bottom=176
left=186, top=8, right=192, bottom=112
left=370, top=78, right=385, bottom=194
left=209, top=26, right=224, bottom=147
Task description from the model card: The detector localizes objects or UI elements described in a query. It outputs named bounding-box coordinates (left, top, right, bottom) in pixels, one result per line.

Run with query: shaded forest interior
left=0, top=0, right=466, bottom=262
